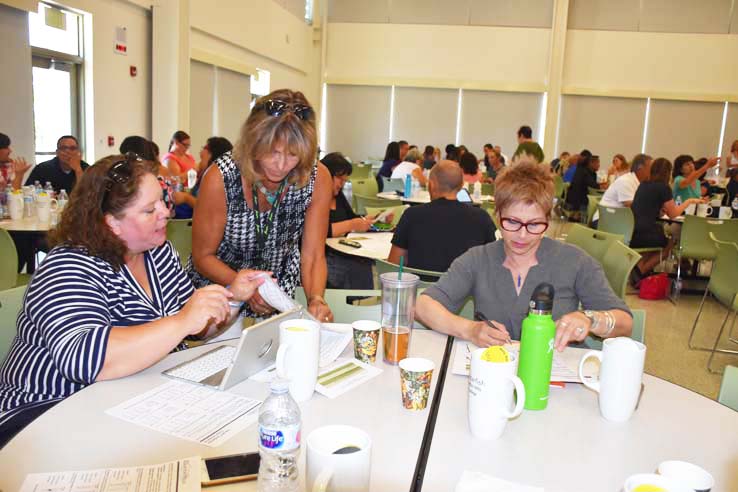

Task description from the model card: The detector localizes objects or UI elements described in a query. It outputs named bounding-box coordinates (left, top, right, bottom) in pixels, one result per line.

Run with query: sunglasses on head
left=258, top=99, right=314, bottom=121
left=101, top=152, right=140, bottom=211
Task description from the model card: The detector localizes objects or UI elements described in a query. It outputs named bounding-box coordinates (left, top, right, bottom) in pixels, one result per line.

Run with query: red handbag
left=638, top=273, right=670, bottom=300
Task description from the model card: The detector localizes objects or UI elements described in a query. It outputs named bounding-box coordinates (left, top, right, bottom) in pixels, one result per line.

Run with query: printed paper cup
left=399, top=357, right=435, bottom=410
left=352, top=320, right=381, bottom=363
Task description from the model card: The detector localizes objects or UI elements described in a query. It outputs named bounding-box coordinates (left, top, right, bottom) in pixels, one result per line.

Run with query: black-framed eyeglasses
left=500, top=217, right=549, bottom=235
left=258, top=99, right=314, bottom=121
left=101, top=152, right=139, bottom=211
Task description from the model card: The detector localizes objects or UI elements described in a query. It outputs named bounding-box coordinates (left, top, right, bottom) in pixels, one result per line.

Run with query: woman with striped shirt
left=0, top=155, right=267, bottom=447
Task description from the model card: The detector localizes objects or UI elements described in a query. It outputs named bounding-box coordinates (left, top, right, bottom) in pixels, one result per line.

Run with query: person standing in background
left=672, top=154, right=718, bottom=205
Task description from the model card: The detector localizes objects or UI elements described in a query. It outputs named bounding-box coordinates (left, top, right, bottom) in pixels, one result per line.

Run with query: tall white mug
left=468, top=348, right=525, bottom=440
left=578, top=337, right=646, bottom=422
left=276, top=319, right=320, bottom=402
left=7, top=192, right=23, bottom=220
left=306, top=425, right=371, bottom=492
left=719, top=206, right=732, bottom=219
left=36, top=195, right=58, bottom=223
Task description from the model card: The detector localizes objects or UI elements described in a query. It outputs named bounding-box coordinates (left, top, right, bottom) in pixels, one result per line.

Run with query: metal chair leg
left=728, top=310, right=738, bottom=345
left=707, top=309, right=738, bottom=374
left=687, top=286, right=709, bottom=350
left=670, top=246, right=684, bottom=305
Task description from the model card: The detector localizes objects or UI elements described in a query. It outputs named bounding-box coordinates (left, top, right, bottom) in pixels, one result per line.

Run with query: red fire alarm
left=130, top=65, right=137, bottom=77
left=107, top=136, right=115, bottom=147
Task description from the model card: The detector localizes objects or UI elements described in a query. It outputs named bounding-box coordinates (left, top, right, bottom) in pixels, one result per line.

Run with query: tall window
left=28, top=3, right=84, bottom=165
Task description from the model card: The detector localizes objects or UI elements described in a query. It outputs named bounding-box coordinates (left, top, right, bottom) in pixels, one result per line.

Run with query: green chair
left=0, top=285, right=25, bottom=363
left=553, top=175, right=565, bottom=200
left=687, top=233, right=738, bottom=373
left=674, top=215, right=727, bottom=294
left=565, top=224, right=624, bottom=262
left=586, top=194, right=601, bottom=226
left=600, top=239, right=641, bottom=300
left=481, top=183, right=494, bottom=197
left=710, top=218, right=738, bottom=246
left=350, top=178, right=379, bottom=211
left=718, top=365, right=738, bottom=412
left=350, top=164, right=372, bottom=179
left=364, top=205, right=409, bottom=229
left=381, top=176, right=405, bottom=193
left=0, top=228, right=29, bottom=290
left=597, top=205, right=662, bottom=256
left=375, top=259, right=443, bottom=289
left=354, top=194, right=402, bottom=216
left=166, top=219, right=192, bottom=266
left=588, top=186, right=605, bottom=196
left=585, top=308, right=645, bottom=350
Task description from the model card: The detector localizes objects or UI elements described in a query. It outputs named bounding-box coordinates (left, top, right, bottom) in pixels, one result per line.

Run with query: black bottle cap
left=529, top=283, right=555, bottom=312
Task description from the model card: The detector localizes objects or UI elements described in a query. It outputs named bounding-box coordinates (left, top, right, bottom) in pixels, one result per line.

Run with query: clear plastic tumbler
left=380, top=272, right=419, bottom=365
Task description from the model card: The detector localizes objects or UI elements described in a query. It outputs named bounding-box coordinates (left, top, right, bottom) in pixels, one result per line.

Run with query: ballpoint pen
left=474, top=311, right=512, bottom=344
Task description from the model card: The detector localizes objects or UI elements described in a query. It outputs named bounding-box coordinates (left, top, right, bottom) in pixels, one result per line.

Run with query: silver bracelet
left=229, top=300, right=244, bottom=309
left=601, top=310, right=616, bottom=337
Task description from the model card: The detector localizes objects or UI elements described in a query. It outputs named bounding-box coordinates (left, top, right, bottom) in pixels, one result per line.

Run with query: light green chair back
left=0, top=228, right=22, bottom=290
left=585, top=308, right=645, bottom=350
left=719, top=365, right=738, bottom=412
left=364, top=205, right=409, bottom=228
left=481, top=183, right=494, bottom=196
left=375, top=259, right=443, bottom=289
left=294, top=287, right=381, bottom=324
left=166, top=219, right=192, bottom=266
left=553, top=174, right=565, bottom=199
left=588, top=186, right=604, bottom=196
left=600, top=240, right=641, bottom=300
left=706, top=233, right=738, bottom=308
left=597, top=205, right=635, bottom=244
left=565, top=224, right=624, bottom=261
left=681, top=215, right=721, bottom=261
left=710, top=218, right=738, bottom=246
left=350, top=164, right=372, bottom=179
left=0, top=285, right=25, bottom=363
left=354, top=194, right=402, bottom=216
left=381, top=176, right=405, bottom=193
left=350, top=178, right=379, bottom=211
left=586, top=194, right=601, bottom=226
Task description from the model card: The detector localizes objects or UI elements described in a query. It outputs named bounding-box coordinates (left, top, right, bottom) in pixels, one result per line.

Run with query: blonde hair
left=233, top=89, right=317, bottom=188
left=494, top=162, right=554, bottom=217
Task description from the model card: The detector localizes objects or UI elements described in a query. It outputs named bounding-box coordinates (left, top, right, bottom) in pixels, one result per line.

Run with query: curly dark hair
left=48, top=154, right=156, bottom=270
left=459, top=151, right=479, bottom=176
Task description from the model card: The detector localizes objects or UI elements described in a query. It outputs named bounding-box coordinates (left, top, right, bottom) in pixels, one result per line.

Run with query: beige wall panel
left=646, top=99, right=724, bottom=160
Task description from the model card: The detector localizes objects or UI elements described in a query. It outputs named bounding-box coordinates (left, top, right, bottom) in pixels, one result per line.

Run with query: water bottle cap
left=529, top=282, right=555, bottom=312
left=270, top=378, right=290, bottom=393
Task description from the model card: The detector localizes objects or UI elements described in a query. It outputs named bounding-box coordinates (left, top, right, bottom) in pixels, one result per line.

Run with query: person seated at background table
left=630, top=158, right=703, bottom=283
left=422, top=145, right=436, bottom=170
left=727, top=168, right=738, bottom=211
left=415, top=162, right=631, bottom=349
left=25, top=135, right=89, bottom=194
left=550, top=151, right=569, bottom=175
left=162, top=130, right=196, bottom=181
left=323, top=152, right=375, bottom=289
left=599, top=153, right=652, bottom=209
left=0, top=155, right=266, bottom=447
left=726, top=139, right=738, bottom=171
left=376, top=141, right=401, bottom=192
left=564, top=149, right=591, bottom=183
left=391, top=147, right=428, bottom=187
left=672, top=154, right=718, bottom=205
left=607, top=153, right=630, bottom=181
left=445, top=143, right=459, bottom=162
left=484, top=146, right=505, bottom=181
left=188, top=89, right=333, bottom=322
left=0, top=133, right=30, bottom=191
left=459, top=152, right=484, bottom=184
left=564, top=154, right=600, bottom=220
left=388, top=161, right=495, bottom=272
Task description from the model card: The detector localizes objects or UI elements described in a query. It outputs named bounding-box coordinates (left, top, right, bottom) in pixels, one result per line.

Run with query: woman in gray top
left=416, top=162, right=632, bottom=351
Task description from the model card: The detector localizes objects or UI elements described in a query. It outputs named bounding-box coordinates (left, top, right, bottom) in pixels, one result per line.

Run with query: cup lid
left=380, top=271, right=420, bottom=287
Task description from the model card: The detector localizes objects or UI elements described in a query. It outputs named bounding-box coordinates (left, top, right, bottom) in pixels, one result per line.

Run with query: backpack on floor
left=638, top=273, right=670, bottom=300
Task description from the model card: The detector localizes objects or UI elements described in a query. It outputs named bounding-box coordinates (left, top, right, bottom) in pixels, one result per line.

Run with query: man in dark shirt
left=25, top=135, right=89, bottom=193
left=388, top=160, right=496, bottom=272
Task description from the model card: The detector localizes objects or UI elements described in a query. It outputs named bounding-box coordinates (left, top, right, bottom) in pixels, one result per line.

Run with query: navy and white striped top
left=0, top=241, right=194, bottom=432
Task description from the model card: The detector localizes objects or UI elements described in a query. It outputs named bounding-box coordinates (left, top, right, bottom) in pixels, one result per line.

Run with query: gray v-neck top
left=422, top=237, right=630, bottom=340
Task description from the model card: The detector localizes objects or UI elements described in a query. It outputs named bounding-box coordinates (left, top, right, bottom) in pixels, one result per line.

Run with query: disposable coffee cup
left=352, top=320, right=381, bottom=363
left=399, top=357, right=434, bottom=410
left=658, top=461, right=714, bottom=492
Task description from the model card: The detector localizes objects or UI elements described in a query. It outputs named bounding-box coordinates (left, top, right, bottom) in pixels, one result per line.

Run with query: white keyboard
left=164, top=345, right=236, bottom=383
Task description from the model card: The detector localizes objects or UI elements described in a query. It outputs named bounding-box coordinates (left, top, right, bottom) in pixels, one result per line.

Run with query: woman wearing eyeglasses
left=187, top=89, right=334, bottom=322
left=0, top=156, right=267, bottom=446
left=415, top=163, right=632, bottom=350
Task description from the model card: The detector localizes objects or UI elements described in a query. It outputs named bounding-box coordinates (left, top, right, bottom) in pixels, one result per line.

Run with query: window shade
left=646, top=99, right=724, bottom=161
left=392, top=87, right=458, bottom=152
left=214, top=67, right=250, bottom=144
left=189, top=60, right=215, bottom=150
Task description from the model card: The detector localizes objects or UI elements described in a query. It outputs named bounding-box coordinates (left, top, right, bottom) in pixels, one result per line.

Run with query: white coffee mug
left=685, top=203, right=696, bottom=215
left=578, top=337, right=646, bottom=422
left=696, top=203, right=713, bottom=217
left=710, top=199, right=721, bottom=208
left=658, top=461, right=714, bottom=492
left=36, top=195, right=58, bottom=223
left=276, top=319, right=320, bottom=402
left=719, top=206, right=732, bottom=219
left=307, top=425, right=371, bottom=492
left=468, top=348, right=525, bottom=440
left=7, top=192, right=23, bottom=220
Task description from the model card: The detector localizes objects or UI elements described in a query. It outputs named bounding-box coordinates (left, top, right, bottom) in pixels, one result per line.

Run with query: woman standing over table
left=188, top=89, right=334, bottom=322
left=672, top=154, right=718, bottom=205
left=0, top=155, right=266, bottom=446
left=162, top=130, right=196, bottom=180
left=415, top=162, right=632, bottom=350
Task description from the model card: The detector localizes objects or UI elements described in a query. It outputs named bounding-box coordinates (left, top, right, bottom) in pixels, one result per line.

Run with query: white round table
left=376, top=191, right=493, bottom=205
left=325, top=232, right=393, bottom=260
left=0, top=217, right=52, bottom=232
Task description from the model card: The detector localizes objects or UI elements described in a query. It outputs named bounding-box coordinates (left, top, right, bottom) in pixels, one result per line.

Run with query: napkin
left=455, top=471, right=544, bottom=492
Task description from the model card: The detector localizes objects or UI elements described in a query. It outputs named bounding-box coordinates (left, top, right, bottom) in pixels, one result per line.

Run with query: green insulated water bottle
left=517, top=283, right=556, bottom=411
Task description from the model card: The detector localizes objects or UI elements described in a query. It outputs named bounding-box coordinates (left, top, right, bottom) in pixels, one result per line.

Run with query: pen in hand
left=474, top=311, right=512, bottom=344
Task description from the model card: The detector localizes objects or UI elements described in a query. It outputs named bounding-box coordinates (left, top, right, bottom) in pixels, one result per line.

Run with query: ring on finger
left=576, top=326, right=584, bottom=335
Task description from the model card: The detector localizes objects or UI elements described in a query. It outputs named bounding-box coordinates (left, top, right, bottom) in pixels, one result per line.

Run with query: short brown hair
left=494, top=162, right=554, bottom=217
left=48, top=155, right=155, bottom=270
left=649, top=158, right=672, bottom=185
left=233, top=89, right=317, bottom=188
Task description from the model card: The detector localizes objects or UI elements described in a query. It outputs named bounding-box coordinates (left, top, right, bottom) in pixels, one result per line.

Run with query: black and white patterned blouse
left=186, top=152, right=316, bottom=317
left=0, top=241, right=194, bottom=436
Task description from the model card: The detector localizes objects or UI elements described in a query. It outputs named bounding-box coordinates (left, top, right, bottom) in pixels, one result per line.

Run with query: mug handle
left=312, top=468, right=333, bottom=492
left=276, top=343, right=291, bottom=379
left=578, top=351, right=603, bottom=393
left=500, top=375, right=526, bottom=419
left=49, top=198, right=58, bottom=211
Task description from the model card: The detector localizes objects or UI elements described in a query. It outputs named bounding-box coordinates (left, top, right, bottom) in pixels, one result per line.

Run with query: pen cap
left=528, top=282, right=555, bottom=314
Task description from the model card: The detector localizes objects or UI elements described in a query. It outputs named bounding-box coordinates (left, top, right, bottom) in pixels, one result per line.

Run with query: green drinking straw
left=398, top=255, right=404, bottom=280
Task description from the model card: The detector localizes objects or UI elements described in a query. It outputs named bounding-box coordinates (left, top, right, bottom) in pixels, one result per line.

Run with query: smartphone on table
left=338, top=239, right=362, bottom=248
left=201, top=452, right=260, bottom=487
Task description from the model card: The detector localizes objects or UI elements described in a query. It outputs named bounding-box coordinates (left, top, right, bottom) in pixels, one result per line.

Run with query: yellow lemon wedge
left=632, top=485, right=667, bottom=492
left=481, top=346, right=510, bottom=363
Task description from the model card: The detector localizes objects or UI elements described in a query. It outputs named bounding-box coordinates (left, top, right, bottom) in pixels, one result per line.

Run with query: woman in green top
left=672, top=154, right=718, bottom=203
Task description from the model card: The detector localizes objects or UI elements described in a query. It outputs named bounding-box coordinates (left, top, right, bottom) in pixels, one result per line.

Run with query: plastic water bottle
left=58, top=189, right=69, bottom=211
left=33, top=181, right=42, bottom=201
left=258, top=379, right=301, bottom=492
left=404, top=175, right=412, bottom=197
left=44, top=181, right=55, bottom=199
left=517, top=283, right=556, bottom=411
left=473, top=181, right=482, bottom=200
left=732, top=196, right=738, bottom=218
left=675, top=195, right=682, bottom=207
left=186, top=168, right=197, bottom=189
